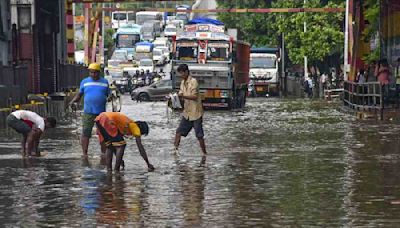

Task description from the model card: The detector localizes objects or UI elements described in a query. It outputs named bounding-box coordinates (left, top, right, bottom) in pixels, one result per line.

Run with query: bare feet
left=148, top=164, right=155, bottom=172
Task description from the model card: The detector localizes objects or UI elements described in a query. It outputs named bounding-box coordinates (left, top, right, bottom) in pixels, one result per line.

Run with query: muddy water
left=0, top=97, right=400, bottom=227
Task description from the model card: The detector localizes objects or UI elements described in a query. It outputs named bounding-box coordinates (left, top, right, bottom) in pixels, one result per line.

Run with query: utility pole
left=304, top=0, right=308, bottom=79
left=282, top=32, right=286, bottom=97
left=101, top=3, right=105, bottom=65
left=344, top=0, right=349, bottom=81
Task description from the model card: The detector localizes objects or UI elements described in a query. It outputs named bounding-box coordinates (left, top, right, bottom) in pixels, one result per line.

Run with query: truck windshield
left=165, top=27, right=176, bottom=33
left=140, top=60, right=153, bottom=66
left=117, top=34, right=140, bottom=48
left=153, top=49, right=163, bottom=56
left=176, top=14, right=188, bottom=21
left=177, top=47, right=197, bottom=60
left=137, top=15, right=156, bottom=25
left=113, top=13, right=127, bottom=20
left=250, top=57, right=276, bottom=68
left=142, top=26, right=153, bottom=33
left=207, top=43, right=229, bottom=61
left=177, top=42, right=198, bottom=60
left=112, top=52, right=127, bottom=61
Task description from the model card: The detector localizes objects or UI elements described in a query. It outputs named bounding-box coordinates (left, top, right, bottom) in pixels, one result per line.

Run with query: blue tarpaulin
left=188, top=17, right=224, bottom=26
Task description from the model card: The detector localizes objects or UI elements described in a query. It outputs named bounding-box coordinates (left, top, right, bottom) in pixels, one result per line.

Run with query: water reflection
left=176, top=156, right=206, bottom=226
left=96, top=173, right=129, bottom=225
left=0, top=98, right=400, bottom=226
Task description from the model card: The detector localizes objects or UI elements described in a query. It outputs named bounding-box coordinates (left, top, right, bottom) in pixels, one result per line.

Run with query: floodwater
left=1, top=97, right=400, bottom=227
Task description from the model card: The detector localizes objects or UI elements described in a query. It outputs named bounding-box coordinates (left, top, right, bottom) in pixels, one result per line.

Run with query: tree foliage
left=217, top=0, right=345, bottom=69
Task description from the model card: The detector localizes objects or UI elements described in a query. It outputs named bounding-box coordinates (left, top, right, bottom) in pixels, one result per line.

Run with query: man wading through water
left=69, top=63, right=109, bottom=158
left=174, top=64, right=207, bottom=155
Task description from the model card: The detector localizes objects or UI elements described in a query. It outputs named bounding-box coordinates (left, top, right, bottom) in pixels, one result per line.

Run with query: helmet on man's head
left=88, top=63, right=101, bottom=71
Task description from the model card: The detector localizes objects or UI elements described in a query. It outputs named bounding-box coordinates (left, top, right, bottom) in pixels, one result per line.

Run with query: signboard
left=196, top=32, right=211, bottom=38
left=184, top=25, right=197, bottom=32
left=177, top=42, right=198, bottom=47
left=208, top=43, right=230, bottom=48
left=177, top=31, right=197, bottom=39
left=184, top=24, right=225, bottom=33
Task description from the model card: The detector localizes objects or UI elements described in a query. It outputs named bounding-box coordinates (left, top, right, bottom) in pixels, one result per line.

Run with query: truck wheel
left=138, top=93, right=150, bottom=102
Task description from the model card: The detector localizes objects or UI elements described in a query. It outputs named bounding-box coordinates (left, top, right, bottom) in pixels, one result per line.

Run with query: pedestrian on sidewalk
left=395, top=58, right=400, bottom=92
left=375, top=59, right=391, bottom=86
left=6, top=110, right=56, bottom=157
left=95, top=112, right=154, bottom=172
left=303, top=76, right=313, bottom=98
left=174, top=64, right=207, bottom=155
left=69, top=63, right=109, bottom=158
left=356, top=69, right=366, bottom=84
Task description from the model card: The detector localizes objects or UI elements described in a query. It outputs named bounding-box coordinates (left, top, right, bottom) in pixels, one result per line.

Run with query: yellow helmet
left=88, top=63, right=101, bottom=71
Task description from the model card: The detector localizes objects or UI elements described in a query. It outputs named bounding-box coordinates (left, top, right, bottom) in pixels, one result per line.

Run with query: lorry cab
left=249, top=47, right=279, bottom=96
left=171, top=18, right=250, bottom=109
left=114, top=24, right=142, bottom=60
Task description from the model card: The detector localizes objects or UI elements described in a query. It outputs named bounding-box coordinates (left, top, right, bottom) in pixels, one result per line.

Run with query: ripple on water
left=0, top=97, right=399, bottom=226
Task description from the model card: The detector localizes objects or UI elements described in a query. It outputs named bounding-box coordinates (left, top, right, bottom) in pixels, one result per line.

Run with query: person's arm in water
left=26, top=128, right=42, bottom=156
left=135, top=137, right=154, bottom=172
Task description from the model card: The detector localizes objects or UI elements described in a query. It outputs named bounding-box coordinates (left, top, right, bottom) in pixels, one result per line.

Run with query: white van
left=164, top=24, right=177, bottom=37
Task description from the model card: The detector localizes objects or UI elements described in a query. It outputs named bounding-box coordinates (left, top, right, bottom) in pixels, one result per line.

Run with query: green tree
left=104, top=28, right=115, bottom=58
left=217, top=0, right=345, bottom=72
left=362, top=0, right=380, bottom=63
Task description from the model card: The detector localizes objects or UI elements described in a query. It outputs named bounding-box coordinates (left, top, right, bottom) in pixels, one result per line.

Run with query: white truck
left=249, top=47, right=279, bottom=96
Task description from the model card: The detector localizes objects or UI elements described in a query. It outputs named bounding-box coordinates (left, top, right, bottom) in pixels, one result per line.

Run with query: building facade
left=0, top=0, right=10, bottom=65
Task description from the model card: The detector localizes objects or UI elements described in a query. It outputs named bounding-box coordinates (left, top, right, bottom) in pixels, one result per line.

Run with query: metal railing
left=0, top=63, right=88, bottom=108
left=342, top=81, right=400, bottom=120
left=57, top=63, right=89, bottom=92
left=324, top=88, right=344, bottom=100
left=0, top=65, right=29, bottom=108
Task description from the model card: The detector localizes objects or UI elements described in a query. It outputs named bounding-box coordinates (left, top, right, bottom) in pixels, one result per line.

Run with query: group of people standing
left=354, top=58, right=400, bottom=100
left=355, top=58, right=395, bottom=85
left=7, top=63, right=207, bottom=173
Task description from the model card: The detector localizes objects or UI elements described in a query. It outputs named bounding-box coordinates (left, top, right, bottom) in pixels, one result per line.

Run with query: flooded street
left=1, top=97, right=400, bottom=226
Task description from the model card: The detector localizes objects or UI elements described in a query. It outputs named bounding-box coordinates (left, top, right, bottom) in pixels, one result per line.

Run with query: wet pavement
left=1, top=97, right=400, bottom=226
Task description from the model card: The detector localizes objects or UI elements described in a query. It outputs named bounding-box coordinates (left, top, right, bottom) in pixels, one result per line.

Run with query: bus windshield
left=117, top=34, right=140, bottom=48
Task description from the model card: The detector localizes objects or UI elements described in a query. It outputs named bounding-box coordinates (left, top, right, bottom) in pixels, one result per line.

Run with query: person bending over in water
left=95, top=112, right=154, bottom=172
left=6, top=110, right=56, bottom=157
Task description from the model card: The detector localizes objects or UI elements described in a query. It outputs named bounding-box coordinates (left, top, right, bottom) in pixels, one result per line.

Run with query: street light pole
left=344, top=0, right=349, bottom=81
left=304, top=0, right=308, bottom=79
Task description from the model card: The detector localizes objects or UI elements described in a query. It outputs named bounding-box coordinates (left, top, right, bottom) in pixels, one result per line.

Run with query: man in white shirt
left=6, top=110, right=57, bottom=157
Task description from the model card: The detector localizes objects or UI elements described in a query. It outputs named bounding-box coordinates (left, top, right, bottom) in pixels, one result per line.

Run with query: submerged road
left=0, top=97, right=400, bottom=226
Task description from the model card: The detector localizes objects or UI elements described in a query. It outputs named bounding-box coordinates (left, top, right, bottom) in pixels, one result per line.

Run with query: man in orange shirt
left=95, top=112, right=154, bottom=172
